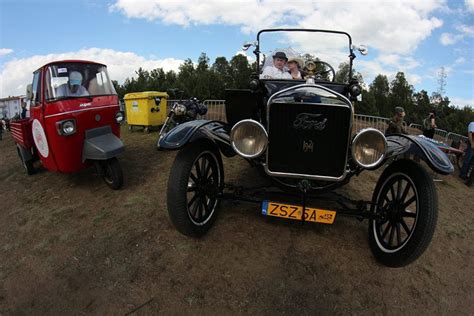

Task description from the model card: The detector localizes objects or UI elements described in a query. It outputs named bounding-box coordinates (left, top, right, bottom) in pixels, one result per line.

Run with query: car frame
left=158, top=28, right=453, bottom=267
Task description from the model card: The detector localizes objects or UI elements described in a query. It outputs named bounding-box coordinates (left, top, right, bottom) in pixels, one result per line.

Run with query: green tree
left=357, top=90, right=379, bottom=116
left=369, top=74, right=390, bottom=117
left=389, top=72, right=414, bottom=119
left=229, top=54, right=252, bottom=89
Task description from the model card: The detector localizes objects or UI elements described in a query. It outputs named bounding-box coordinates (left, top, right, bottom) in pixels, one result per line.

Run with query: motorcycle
left=157, top=93, right=208, bottom=147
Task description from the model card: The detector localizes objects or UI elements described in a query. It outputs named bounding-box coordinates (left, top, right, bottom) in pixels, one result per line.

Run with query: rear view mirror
left=352, top=45, right=368, bottom=56
left=26, top=84, right=33, bottom=101
left=242, top=41, right=256, bottom=51
left=358, top=45, right=368, bottom=55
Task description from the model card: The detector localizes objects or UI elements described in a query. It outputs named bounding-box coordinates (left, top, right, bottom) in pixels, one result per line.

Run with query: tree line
left=113, top=53, right=474, bottom=136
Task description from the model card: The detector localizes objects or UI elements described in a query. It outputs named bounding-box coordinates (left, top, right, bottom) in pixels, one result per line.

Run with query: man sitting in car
left=260, top=51, right=292, bottom=79
left=56, top=71, right=90, bottom=97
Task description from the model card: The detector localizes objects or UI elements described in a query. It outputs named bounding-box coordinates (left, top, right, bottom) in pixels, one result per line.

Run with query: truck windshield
left=45, top=63, right=117, bottom=101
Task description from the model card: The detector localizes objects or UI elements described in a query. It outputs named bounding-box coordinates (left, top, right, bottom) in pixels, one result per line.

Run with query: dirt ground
left=0, top=126, right=473, bottom=315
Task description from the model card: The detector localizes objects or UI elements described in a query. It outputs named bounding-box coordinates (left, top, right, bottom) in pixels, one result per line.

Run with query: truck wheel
left=16, top=146, right=35, bottom=175
left=369, top=160, right=437, bottom=267
left=167, top=141, right=224, bottom=237
left=102, top=158, right=123, bottom=190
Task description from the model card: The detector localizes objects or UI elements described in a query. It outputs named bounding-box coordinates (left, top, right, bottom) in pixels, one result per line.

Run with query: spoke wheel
left=374, top=174, right=418, bottom=252
left=369, top=160, right=438, bottom=267
left=167, top=141, right=223, bottom=237
left=314, top=61, right=336, bottom=82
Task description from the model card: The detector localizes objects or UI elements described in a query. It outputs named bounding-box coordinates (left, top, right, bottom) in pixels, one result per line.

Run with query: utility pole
left=437, top=66, right=447, bottom=97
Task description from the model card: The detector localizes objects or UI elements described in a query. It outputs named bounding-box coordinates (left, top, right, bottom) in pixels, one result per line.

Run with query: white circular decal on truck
left=32, top=119, right=49, bottom=158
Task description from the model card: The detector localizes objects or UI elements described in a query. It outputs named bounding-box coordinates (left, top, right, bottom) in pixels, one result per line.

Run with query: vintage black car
left=158, top=29, right=453, bottom=267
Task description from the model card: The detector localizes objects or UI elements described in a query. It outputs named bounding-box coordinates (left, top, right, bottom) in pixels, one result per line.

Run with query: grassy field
left=0, top=125, right=473, bottom=314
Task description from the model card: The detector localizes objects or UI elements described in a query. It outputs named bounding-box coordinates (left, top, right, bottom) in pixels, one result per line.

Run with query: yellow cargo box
left=124, top=91, right=169, bottom=131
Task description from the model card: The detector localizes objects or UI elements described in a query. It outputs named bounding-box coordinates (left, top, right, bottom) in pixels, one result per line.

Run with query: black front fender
left=385, top=134, right=454, bottom=175
left=157, top=120, right=235, bottom=157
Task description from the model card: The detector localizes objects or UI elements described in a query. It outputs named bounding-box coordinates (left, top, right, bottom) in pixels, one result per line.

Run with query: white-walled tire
left=167, top=141, right=224, bottom=237
left=369, top=160, right=438, bottom=267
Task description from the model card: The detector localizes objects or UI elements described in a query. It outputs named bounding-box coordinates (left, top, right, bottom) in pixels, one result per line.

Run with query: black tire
left=102, top=158, right=123, bottom=190
left=16, top=146, right=35, bottom=175
left=167, top=141, right=224, bottom=237
left=369, top=159, right=438, bottom=267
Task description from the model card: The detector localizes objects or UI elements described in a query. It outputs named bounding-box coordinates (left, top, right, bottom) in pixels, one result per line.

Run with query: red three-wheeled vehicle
left=10, top=60, right=125, bottom=189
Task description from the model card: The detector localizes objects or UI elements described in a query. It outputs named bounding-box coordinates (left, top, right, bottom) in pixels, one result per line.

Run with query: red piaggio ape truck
left=10, top=60, right=125, bottom=189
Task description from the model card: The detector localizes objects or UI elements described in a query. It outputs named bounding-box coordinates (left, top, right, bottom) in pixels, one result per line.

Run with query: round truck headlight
left=62, top=120, right=76, bottom=135
left=56, top=119, right=76, bottom=136
left=351, top=128, right=387, bottom=168
left=230, top=119, right=268, bottom=158
left=115, top=111, right=124, bottom=123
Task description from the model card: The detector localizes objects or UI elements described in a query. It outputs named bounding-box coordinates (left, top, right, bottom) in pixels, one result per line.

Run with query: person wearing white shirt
left=260, top=51, right=292, bottom=79
left=55, top=71, right=90, bottom=97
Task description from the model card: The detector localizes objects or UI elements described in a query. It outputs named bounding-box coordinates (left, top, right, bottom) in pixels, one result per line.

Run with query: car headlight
left=174, top=104, right=187, bottom=116
left=351, top=128, right=387, bottom=168
left=56, top=119, right=76, bottom=136
left=230, top=119, right=268, bottom=158
left=115, top=111, right=124, bottom=123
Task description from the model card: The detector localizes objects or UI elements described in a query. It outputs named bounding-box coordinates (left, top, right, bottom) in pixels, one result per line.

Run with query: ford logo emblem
left=293, top=113, right=327, bottom=131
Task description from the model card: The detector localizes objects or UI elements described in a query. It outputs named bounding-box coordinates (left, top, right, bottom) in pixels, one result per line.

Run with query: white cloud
left=465, top=0, right=474, bottom=12
left=450, top=97, right=474, bottom=108
left=0, top=48, right=184, bottom=98
left=439, top=32, right=463, bottom=45
left=454, top=57, right=466, bottom=64
left=0, top=48, right=13, bottom=57
left=357, top=54, right=423, bottom=87
left=456, top=24, right=474, bottom=36
left=235, top=50, right=255, bottom=64
left=111, top=0, right=445, bottom=54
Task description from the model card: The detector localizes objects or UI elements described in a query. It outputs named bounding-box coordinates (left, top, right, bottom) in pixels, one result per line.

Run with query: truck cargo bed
left=10, top=119, right=34, bottom=148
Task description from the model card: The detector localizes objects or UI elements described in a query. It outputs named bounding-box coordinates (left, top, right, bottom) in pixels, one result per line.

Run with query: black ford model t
left=158, top=29, right=453, bottom=267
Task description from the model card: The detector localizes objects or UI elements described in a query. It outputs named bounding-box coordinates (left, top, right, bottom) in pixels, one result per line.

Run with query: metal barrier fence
left=408, top=123, right=468, bottom=146
left=166, top=99, right=469, bottom=146
left=353, top=114, right=390, bottom=133
left=201, top=100, right=226, bottom=121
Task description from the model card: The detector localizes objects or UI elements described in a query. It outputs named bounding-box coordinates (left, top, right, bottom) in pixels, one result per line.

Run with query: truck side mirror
left=26, top=84, right=33, bottom=101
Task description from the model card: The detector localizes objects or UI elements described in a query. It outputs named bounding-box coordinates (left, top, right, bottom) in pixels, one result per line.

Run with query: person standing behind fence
left=385, top=107, right=408, bottom=135
left=0, top=118, right=4, bottom=141
left=422, top=110, right=437, bottom=139
left=459, top=121, right=474, bottom=180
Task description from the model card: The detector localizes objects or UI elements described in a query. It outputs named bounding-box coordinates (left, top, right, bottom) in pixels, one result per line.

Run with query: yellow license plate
left=262, top=201, right=336, bottom=224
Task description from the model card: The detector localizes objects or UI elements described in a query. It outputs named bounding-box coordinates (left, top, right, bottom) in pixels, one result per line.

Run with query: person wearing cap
left=260, top=51, right=292, bottom=79
left=385, top=106, right=408, bottom=135
left=287, top=57, right=304, bottom=80
left=56, top=71, right=89, bottom=97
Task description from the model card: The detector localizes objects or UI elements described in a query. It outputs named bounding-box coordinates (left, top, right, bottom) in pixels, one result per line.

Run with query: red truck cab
left=11, top=60, right=125, bottom=189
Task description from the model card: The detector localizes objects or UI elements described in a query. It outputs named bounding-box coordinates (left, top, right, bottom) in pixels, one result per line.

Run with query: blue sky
left=0, top=0, right=473, bottom=108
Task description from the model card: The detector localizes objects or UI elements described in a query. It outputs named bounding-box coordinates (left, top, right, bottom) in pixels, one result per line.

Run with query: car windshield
left=45, top=63, right=117, bottom=101
left=257, top=30, right=352, bottom=83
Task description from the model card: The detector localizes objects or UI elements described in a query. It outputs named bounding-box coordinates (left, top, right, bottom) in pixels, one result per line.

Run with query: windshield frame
left=44, top=62, right=117, bottom=102
left=255, top=28, right=354, bottom=80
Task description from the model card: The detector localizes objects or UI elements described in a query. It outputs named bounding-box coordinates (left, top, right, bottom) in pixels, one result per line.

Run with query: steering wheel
left=305, top=60, right=336, bottom=82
